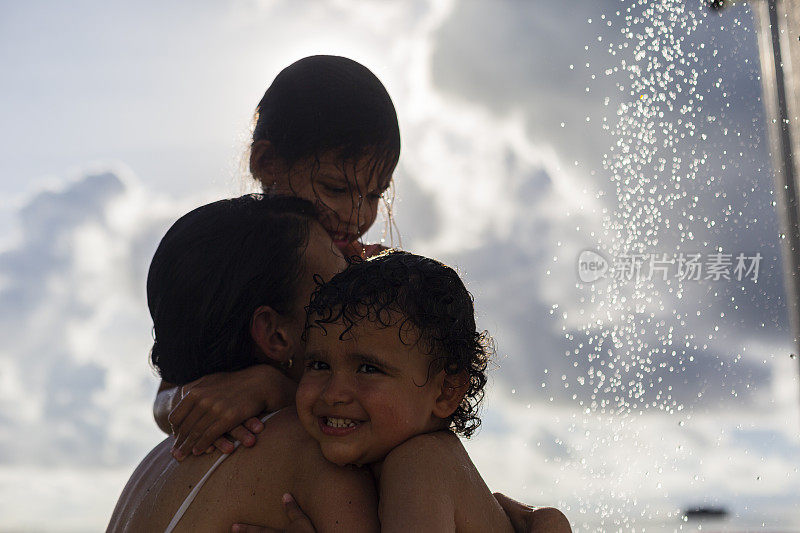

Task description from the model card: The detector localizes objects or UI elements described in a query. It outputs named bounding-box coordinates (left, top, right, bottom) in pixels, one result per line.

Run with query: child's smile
left=296, top=317, right=448, bottom=467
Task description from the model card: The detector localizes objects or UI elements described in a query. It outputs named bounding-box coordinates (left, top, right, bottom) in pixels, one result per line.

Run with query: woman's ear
left=250, top=140, right=278, bottom=186
left=250, top=305, right=296, bottom=365
left=432, top=371, right=469, bottom=419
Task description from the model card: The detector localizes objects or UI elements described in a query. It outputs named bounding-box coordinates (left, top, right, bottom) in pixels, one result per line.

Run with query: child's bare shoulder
left=382, top=431, right=470, bottom=487
left=380, top=432, right=513, bottom=533
left=387, top=430, right=463, bottom=458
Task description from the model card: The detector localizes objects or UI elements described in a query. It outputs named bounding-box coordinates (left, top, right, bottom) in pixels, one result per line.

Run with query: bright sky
left=1, top=0, right=799, bottom=530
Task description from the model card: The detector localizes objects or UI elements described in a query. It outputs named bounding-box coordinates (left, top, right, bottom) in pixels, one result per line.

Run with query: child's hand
left=205, top=417, right=266, bottom=455
left=231, top=493, right=316, bottom=533
left=168, top=365, right=296, bottom=460
left=493, top=493, right=571, bottom=533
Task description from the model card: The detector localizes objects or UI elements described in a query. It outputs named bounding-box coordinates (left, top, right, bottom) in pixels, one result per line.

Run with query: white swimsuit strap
left=164, top=410, right=281, bottom=533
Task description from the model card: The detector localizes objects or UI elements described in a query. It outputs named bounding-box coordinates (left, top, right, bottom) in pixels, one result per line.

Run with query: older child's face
left=273, top=151, right=388, bottom=255
left=296, top=318, right=445, bottom=466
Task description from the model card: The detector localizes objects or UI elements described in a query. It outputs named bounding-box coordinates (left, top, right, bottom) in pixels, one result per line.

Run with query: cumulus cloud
left=406, top=0, right=800, bottom=525
left=0, top=167, right=206, bottom=527
left=348, top=0, right=800, bottom=524
left=3, top=0, right=800, bottom=529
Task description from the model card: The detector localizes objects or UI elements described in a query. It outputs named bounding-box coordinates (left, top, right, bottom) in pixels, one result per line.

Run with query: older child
left=250, top=54, right=399, bottom=259
left=155, top=55, right=401, bottom=459
left=294, top=251, right=517, bottom=532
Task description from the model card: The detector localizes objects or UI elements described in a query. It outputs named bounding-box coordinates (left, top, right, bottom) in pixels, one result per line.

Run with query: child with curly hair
left=293, top=250, right=515, bottom=531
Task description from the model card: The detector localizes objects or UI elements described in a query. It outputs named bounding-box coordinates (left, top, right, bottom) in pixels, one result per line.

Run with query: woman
left=109, top=195, right=568, bottom=532
left=107, top=195, right=379, bottom=532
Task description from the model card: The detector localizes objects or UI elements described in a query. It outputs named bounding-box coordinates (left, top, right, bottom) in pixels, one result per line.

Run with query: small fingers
left=173, top=411, right=217, bottom=459
left=193, top=416, right=243, bottom=454
left=282, top=493, right=314, bottom=530
left=167, top=389, right=196, bottom=429
left=213, top=436, right=236, bottom=455
left=493, top=492, right=534, bottom=533
left=229, top=425, right=257, bottom=447
left=283, top=493, right=303, bottom=520
left=245, top=417, right=265, bottom=434
left=494, top=492, right=532, bottom=510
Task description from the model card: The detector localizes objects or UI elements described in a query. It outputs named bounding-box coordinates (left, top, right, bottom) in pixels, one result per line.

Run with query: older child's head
left=147, top=194, right=345, bottom=385
left=296, top=251, right=490, bottom=466
left=250, top=55, right=400, bottom=254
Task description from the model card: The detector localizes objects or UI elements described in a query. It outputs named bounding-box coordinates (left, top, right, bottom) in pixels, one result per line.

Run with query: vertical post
left=752, top=0, right=800, bottom=368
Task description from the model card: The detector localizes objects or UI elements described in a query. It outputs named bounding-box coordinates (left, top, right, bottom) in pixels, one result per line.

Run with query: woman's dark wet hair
left=251, top=55, right=401, bottom=193
left=306, top=250, right=491, bottom=438
left=147, top=194, right=317, bottom=385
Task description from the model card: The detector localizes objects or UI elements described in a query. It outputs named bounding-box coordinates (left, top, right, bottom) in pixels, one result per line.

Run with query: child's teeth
left=326, top=417, right=356, bottom=428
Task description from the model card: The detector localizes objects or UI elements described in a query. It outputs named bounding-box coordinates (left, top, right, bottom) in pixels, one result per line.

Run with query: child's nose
left=320, top=372, right=354, bottom=405
left=342, top=197, right=369, bottom=229
left=355, top=201, right=371, bottom=230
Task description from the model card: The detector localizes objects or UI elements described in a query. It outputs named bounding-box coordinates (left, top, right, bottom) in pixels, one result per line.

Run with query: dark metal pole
left=716, top=0, right=800, bottom=383
left=752, top=0, right=800, bottom=363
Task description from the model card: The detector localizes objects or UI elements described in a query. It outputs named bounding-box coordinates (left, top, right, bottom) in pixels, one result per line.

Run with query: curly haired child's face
left=296, top=318, right=448, bottom=467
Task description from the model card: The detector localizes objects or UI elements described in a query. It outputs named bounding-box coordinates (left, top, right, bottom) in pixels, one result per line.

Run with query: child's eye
left=357, top=363, right=382, bottom=374
left=305, top=360, right=330, bottom=371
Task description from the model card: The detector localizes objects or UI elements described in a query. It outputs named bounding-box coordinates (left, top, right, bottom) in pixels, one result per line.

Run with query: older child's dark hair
left=147, top=195, right=316, bottom=385
left=306, top=250, right=490, bottom=438
left=251, top=55, right=401, bottom=191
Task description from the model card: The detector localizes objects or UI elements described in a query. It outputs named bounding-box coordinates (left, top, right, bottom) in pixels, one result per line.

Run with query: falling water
left=572, top=1, right=714, bottom=529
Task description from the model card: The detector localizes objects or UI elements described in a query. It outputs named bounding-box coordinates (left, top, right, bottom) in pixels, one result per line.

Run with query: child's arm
left=376, top=434, right=458, bottom=533
left=378, top=432, right=514, bottom=533
left=153, top=365, right=297, bottom=459
left=153, top=380, right=181, bottom=434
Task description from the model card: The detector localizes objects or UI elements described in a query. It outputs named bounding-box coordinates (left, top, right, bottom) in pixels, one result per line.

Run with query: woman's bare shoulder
left=261, top=407, right=312, bottom=442
left=254, top=407, right=373, bottom=481
left=229, top=408, right=318, bottom=455
left=176, top=407, right=377, bottom=531
left=254, top=410, right=379, bottom=531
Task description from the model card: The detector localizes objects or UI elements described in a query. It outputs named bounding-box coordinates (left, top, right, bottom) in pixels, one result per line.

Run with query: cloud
left=463, top=378, right=800, bottom=530
left=0, top=168, right=183, bottom=468
left=420, top=0, right=790, bottom=392
left=2, top=0, right=799, bottom=529
left=0, top=167, right=210, bottom=527
left=414, top=0, right=800, bottom=524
